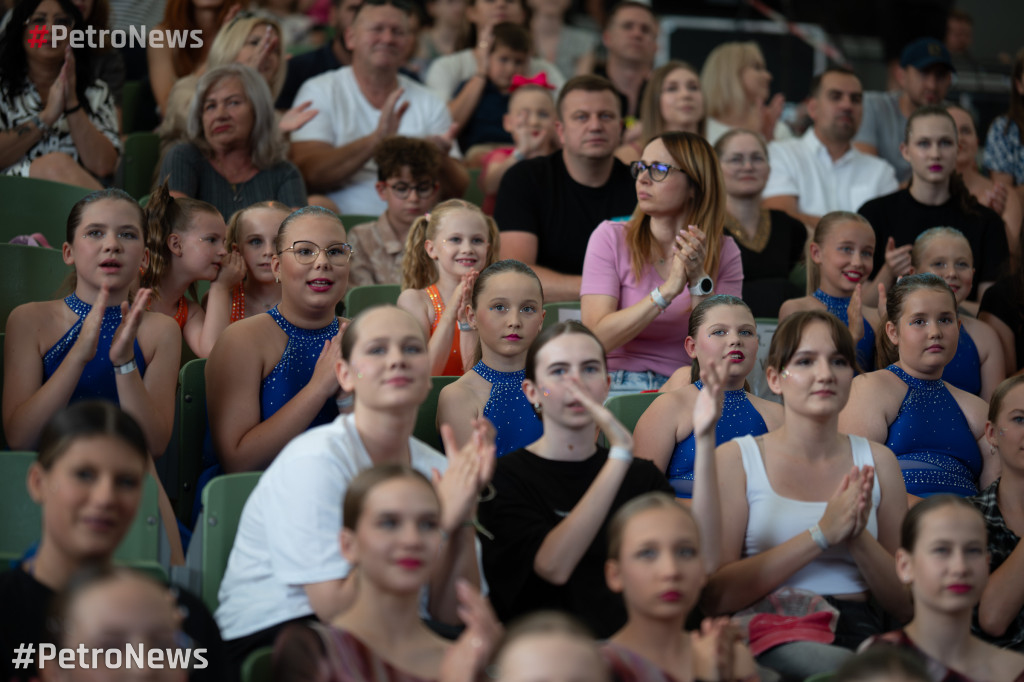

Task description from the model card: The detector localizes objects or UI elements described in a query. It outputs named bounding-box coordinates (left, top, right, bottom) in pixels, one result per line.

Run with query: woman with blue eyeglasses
left=581, top=131, right=743, bottom=397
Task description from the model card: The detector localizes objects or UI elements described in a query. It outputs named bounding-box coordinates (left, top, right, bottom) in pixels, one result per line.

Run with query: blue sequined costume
left=667, top=380, right=768, bottom=498
left=472, top=361, right=542, bottom=457
left=941, top=325, right=981, bottom=396
left=42, top=294, right=146, bottom=404
left=884, top=364, right=980, bottom=497
left=813, top=289, right=875, bottom=371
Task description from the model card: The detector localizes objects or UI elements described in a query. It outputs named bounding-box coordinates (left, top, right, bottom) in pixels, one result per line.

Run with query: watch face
left=699, top=277, right=712, bottom=294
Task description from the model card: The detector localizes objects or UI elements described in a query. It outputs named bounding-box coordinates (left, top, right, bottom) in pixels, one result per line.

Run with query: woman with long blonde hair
left=701, top=41, right=791, bottom=145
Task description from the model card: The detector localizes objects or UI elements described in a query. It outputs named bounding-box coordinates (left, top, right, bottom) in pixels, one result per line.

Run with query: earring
left=275, top=275, right=280, bottom=283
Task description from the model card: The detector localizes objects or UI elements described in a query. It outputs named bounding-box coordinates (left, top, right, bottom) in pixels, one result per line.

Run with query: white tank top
left=739, top=434, right=881, bottom=596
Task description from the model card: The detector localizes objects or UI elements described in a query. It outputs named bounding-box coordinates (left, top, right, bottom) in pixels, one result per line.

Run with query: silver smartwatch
left=689, top=276, right=714, bottom=297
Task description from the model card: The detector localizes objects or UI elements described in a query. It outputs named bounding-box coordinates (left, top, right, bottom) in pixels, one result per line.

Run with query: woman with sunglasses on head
left=581, top=131, right=742, bottom=397
left=206, top=206, right=352, bottom=476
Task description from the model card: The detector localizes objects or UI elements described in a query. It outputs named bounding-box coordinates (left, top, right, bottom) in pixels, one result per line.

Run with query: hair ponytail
left=401, top=215, right=436, bottom=290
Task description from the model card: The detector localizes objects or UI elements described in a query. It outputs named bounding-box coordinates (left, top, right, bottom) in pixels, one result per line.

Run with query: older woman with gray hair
left=159, top=63, right=307, bottom=219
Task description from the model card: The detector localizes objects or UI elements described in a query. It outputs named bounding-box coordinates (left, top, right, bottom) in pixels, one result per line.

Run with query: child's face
left=377, top=167, right=440, bottom=228
left=488, top=45, right=529, bottom=91
left=503, top=89, right=557, bottom=143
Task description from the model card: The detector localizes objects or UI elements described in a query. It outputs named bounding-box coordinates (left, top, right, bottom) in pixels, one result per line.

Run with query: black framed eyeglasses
left=279, top=240, right=354, bottom=265
left=630, top=160, right=684, bottom=182
left=387, top=180, right=438, bottom=199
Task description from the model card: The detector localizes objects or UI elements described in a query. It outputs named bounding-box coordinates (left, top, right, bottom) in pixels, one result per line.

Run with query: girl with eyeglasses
left=581, top=131, right=743, bottom=397
left=715, top=128, right=807, bottom=317
left=206, top=205, right=351, bottom=474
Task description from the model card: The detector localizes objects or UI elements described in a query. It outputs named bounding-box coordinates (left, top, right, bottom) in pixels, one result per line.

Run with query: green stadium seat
left=116, top=132, right=160, bottom=199
left=241, top=647, right=273, bottom=682
left=198, top=472, right=261, bottom=612
left=542, top=301, right=582, bottom=329
left=0, top=244, right=70, bottom=330
left=0, top=176, right=90, bottom=247
left=344, top=283, right=401, bottom=318
left=175, top=359, right=207, bottom=523
left=415, top=375, right=459, bottom=451
left=598, top=392, right=659, bottom=447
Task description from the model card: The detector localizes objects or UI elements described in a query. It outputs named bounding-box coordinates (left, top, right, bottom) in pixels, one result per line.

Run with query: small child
left=480, top=81, right=559, bottom=214
left=347, top=136, right=444, bottom=287
left=449, top=21, right=532, bottom=159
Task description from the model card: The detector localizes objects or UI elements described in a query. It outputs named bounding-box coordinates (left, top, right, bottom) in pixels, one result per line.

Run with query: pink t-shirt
left=580, top=220, right=744, bottom=377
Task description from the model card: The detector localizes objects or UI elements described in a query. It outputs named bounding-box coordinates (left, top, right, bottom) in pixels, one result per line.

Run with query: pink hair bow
left=509, top=73, right=556, bottom=93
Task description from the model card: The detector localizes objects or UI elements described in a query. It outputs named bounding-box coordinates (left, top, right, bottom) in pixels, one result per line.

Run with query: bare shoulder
left=962, top=315, right=999, bottom=347
left=646, top=384, right=699, bottom=419
left=441, top=371, right=490, bottom=408
left=6, top=299, right=71, bottom=351
left=946, top=382, right=989, bottom=433
left=778, top=295, right=820, bottom=320
left=749, top=394, right=784, bottom=428
left=211, top=314, right=286, bottom=367
left=980, top=639, right=1024, bottom=681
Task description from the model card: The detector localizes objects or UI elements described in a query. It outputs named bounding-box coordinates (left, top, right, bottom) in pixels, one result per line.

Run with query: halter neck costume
left=941, top=325, right=981, bottom=396
left=813, top=289, right=875, bottom=371
left=426, top=284, right=465, bottom=376
left=472, top=361, right=542, bottom=457
left=260, top=306, right=340, bottom=425
left=884, top=364, right=980, bottom=497
left=42, top=293, right=146, bottom=404
left=667, top=380, right=768, bottom=498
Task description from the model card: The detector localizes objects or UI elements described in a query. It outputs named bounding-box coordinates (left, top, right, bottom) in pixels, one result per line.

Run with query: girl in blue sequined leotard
left=3, top=189, right=182, bottom=456
left=778, top=212, right=881, bottom=373
left=635, top=296, right=782, bottom=498
left=437, top=261, right=545, bottom=456
left=911, top=226, right=1006, bottom=400
left=839, top=273, right=993, bottom=498
left=206, top=206, right=352, bottom=475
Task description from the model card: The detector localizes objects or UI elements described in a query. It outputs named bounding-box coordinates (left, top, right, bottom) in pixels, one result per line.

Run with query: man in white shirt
left=763, top=68, right=898, bottom=229
left=290, top=0, right=468, bottom=215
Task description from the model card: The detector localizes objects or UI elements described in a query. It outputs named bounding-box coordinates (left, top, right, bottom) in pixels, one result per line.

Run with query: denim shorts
left=607, top=369, right=670, bottom=398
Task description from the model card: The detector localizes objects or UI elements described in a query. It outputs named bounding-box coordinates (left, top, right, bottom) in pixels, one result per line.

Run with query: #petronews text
left=50, top=25, right=203, bottom=49
left=34, top=643, right=208, bottom=669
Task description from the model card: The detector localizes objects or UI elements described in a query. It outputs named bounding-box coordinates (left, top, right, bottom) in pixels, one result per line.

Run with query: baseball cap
left=900, top=38, right=956, bottom=72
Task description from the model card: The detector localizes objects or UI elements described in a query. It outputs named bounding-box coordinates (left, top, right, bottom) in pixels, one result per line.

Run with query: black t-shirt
left=493, top=152, right=636, bottom=277
left=0, top=567, right=224, bottom=682
left=476, top=447, right=672, bottom=638
left=732, top=210, right=807, bottom=318
left=858, top=189, right=1008, bottom=291
left=980, top=275, right=1024, bottom=372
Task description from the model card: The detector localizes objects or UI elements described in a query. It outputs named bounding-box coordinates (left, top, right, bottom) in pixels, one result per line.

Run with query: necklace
left=724, top=210, right=771, bottom=252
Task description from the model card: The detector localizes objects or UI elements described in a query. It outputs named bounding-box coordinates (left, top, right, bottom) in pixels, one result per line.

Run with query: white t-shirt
left=424, top=50, right=566, bottom=102
left=763, top=127, right=899, bottom=217
left=291, top=67, right=453, bottom=215
left=214, top=413, right=448, bottom=641
left=705, top=117, right=793, bottom=147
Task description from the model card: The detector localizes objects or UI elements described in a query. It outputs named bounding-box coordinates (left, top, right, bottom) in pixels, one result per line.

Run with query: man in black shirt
left=495, top=75, right=637, bottom=302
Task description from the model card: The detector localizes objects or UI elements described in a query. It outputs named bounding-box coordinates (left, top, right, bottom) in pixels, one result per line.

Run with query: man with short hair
left=853, top=37, right=955, bottom=183
left=495, top=75, right=636, bottom=302
left=593, top=1, right=657, bottom=119
left=290, top=0, right=467, bottom=215
left=276, top=0, right=362, bottom=109
left=763, top=68, right=898, bottom=228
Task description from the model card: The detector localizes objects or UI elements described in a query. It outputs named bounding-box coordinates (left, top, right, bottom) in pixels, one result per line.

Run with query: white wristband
left=608, top=446, right=633, bottom=463
left=809, top=523, right=829, bottom=550
left=650, top=287, right=669, bottom=311
left=113, top=359, right=138, bottom=375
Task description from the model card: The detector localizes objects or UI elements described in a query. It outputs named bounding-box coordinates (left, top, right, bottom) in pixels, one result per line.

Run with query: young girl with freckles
left=221, top=200, right=289, bottom=321
left=214, top=305, right=494, bottom=667
left=476, top=321, right=677, bottom=638
left=703, top=311, right=909, bottom=681
left=0, top=403, right=222, bottom=682
left=141, top=182, right=246, bottom=358
left=602, top=493, right=759, bottom=682
left=969, top=375, right=1024, bottom=651
left=272, top=465, right=501, bottom=682
left=779, top=211, right=882, bottom=372
left=206, top=206, right=351, bottom=475
left=840, top=274, right=993, bottom=501
left=436, top=260, right=545, bottom=456
left=863, top=495, right=1024, bottom=682
left=910, top=227, right=1004, bottom=400
left=2, top=189, right=180, bottom=458
left=634, top=295, right=783, bottom=499
left=398, top=199, right=500, bottom=376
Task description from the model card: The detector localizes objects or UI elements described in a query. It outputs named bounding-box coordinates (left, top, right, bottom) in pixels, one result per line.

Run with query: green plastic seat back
left=340, top=215, right=377, bottom=229
left=0, top=451, right=163, bottom=577
left=343, top=284, right=401, bottom=318
left=599, top=392, right=659, bottom=447
left=0, top=244, right=71, bottom=330
left=117, top=132, right=160, bottom=199
left=200, top=472, right=262, bottom=612
left=414, top=375, right=460, bottom=451
left=463, top=168, right=485, bottom=207
left=176, top=358, right=208, bottom=522
left=0, top=176, right=90, bottom=247
left=0, top=334, right=5, bottom=449
left=542, top=301, right=582, bottom=330
left=241, top=646, right=274, bottom=682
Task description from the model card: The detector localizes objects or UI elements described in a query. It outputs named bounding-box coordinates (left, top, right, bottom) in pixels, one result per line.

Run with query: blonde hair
left=807, top=211, right=873, bottom=293
left=208, top=13, right=287, bottom=99
left=911, top=226, right=972, bottom=271
left=400, top=199, right=500, bottom=290
left=226, top=200, right=291, bottom=251
left=141, top=181, right=222, bottom=299
left=701, top=41, right=765, bottom=121
left=624, top=132, right=727, bottom=281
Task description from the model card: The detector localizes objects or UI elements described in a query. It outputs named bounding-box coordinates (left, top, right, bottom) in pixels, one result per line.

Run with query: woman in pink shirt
left=581, top=131, right=743, bottom=396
